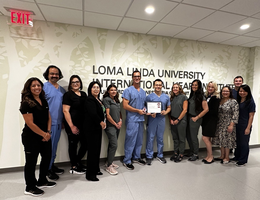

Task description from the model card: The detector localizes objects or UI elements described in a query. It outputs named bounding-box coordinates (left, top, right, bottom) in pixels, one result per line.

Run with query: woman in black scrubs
left=84, top=81, right=106, bottom=181
left=20, top=77, right=56, bottom=197
left=63, top=75, right=87, bottom=174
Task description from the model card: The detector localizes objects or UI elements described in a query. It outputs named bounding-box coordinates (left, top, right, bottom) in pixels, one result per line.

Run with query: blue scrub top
left=238, top=98, right=256, bottom=125
left=146, top=92, right=170, bottom=119
left=232, top=89, right=238, bottom=100
left=122, top=86, right=146, bottom=123
left=43, top=82, right=66, bottom=125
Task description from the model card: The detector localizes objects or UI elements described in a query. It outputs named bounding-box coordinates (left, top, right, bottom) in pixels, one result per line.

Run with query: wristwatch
left=47, top=130, right=52, bottom=134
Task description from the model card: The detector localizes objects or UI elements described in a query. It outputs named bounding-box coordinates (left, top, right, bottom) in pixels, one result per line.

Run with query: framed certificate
left=147, top=102, right=162, bottom=113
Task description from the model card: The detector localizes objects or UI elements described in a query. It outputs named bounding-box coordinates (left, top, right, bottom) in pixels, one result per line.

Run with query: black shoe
left=230, top=157, right=237, bottom=162
left=96, top=171, right=103, bottom=175
left=77, top=162, right=87, bottom=171
left=123, top=163, right=135, bottom=170
left=170, top=153, right=178, bottom=161
left=214, top=157, right=223, bottom=161
left=156, top=156, right=167, bottom=164
left=37, top=181, right=56, bottom=189
left=204, top=159, right=214, bottom=164
left=174, top=155, right=183, bottom=163
left=52, top=165, right=64, bottom=175
left=146, top=158, right=153, bottom=166
left=236, top=161, right=246, bottom=167
left=132, top=158, right=146, bottom=165
left=70, top=166, right=85, bottom=174
left=47, top=170, right=59, bottom=181
left=202, top=159, right=206, bottom=162
left=188, top=154, right=199, bottom=161
left=86, top=176, right=99, bottom=181
left=24, top=187, right=44, bottom=197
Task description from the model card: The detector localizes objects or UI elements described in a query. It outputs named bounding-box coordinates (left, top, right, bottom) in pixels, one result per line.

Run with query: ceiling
left=1, top=0, right=260, bottom=47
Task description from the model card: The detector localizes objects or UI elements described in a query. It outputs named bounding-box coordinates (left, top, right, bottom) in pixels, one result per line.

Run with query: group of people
left=20, top=65, right=256, bottom=196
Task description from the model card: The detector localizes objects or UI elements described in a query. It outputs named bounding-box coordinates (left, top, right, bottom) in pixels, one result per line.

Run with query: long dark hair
left=87, top=81, right=102, bottom=99
left=170, top=83, right=185, bottom=101
left=220, top=86, right=233, bottom=99
left=68, top=75, right=83, bottom=91
left=188, top=79, right=204, bottom=113
left=237, top=84, right=252, bottom=105
left=43, top=65, right=63, bottom=80
left=103, top=84, right=120, bottom=103
left=21, top=77, right=45, bottom=107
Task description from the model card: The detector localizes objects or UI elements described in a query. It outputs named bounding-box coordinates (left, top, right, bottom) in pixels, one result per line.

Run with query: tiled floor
left=1, top=148, right=260, bottom=200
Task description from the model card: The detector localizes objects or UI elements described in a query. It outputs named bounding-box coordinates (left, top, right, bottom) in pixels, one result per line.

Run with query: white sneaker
left=105, top=165, right=118, bottom=175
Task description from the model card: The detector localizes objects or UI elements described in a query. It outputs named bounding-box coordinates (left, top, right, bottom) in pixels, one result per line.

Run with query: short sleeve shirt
left=62, top=90, right=87, bottom=127
left=20, top=97, right=49, bottom=140
left=122, top=86, right=146, bottom=123
left=170, top=94, right=188, bottom=120
left=146, top=92, right=170, bottom=119
left=43, top=82, right=66, bottom=125
left=188, top=95, right=206, bottom=116
left=238, top=98, right=256, bottom=125
left=103, top=96, right=121, bottom=127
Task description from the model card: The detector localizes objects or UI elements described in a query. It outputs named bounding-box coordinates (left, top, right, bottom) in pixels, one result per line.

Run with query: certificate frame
left=147, top=102, right=162, bottom=113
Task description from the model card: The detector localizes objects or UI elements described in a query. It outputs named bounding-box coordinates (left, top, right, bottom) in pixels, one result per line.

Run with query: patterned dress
left=212, top=98, right=239, bottom=148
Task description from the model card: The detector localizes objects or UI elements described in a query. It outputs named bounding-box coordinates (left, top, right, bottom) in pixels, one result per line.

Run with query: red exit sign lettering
left=10, top=10, right=33, bottom=26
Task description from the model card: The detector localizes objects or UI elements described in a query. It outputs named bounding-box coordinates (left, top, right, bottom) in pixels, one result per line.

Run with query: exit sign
left=10, top=9, right=33, bottom=27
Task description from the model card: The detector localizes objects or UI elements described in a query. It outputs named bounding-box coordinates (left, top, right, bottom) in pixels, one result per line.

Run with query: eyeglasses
left=71, top=81, right=80, bottom=84
left=92, top=86, right=100, bottom=90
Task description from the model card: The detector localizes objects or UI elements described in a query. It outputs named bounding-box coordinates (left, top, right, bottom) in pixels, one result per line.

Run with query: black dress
left=202, top=95, right=220, bottom=137
left=83, top=95, right=105, bottom=179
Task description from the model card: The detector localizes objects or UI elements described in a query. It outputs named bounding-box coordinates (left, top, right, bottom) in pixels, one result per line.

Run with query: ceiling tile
left=148, top=23, right=186, bottom=37
left=0, top=0, right=44, bottom=20
left=84, top=0, right=132, bottom=16
left=126, top=0, right=178, bottom=22
left=241, top=39, right=260, bottom=47
left=252, top=12, right=260, bottom=19
left=193, top=11, right=246, bottom=31
left=182, top=0, right=233, bottom=9
left=39, top=5, right=83, bottom=26
left=174, top=27, right=213, bottom=41
left=84, top=12, right=121, bottom=30
left=221, top=18, right=260, bottom=34
left=162, top=4, right=214, bottom=26
left=221, top=0, right=260, bottom=16
left=118, top=18, right=157, bottom=34
left=220, top=36, right=259, bottom=46
left=199, top=32, right=237, bottom=43
left=245, top=29, right=260, bottom=38
left=37, top=0, right=82, bottom=10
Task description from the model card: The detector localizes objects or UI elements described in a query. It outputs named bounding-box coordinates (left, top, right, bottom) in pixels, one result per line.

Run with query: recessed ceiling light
left=145, top=6, right=155, bottom=14
left=240, top=24, right=250, bottom=30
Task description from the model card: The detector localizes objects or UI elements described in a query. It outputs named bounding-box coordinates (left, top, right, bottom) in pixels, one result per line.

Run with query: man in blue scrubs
left=232, top=76, right=243, bottom=100
left=122, top=70, right=146, bottom=170
left=43, top=65, right=66, bottom=180
left=145, top=79, right=171, bottom=165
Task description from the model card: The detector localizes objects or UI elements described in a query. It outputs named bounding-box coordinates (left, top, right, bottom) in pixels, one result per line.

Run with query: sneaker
left=112, top=163, right=119, bottom=169
left=77, top=162, right=87, bottom=171
left=132, top=158, right=146, bottom=165
left=146, top=158, right=152, bottom=165
left=123, top=163, right=135, bottom=170
left=174, top=155, right=183, bottom=163
left=188, top=154, right=199, bottom=161
left=37, top=181, right=56, bottom=189
left=106, top=165, right=118, bottom=175
left=156, top=156, right=167, bottom=164
left=24, top=187, right=44, bottom=197
left=52, top=165, right=64, bottom=175
left=170, top=153, right=178, bottom=161
left=69, top=166, right=85, bottom=174
left=236, top=161, right=245, bottom=166
left=47, top=170, right=59, bottom=181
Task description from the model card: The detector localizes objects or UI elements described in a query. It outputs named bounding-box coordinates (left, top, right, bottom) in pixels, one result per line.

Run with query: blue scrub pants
left=146, top=117, right=165, bottom=159
left=235, top=124, right=251, bottom=163
left=49, top=123, right=62, bottom=170
left=123, top=122, right=144, bottom=164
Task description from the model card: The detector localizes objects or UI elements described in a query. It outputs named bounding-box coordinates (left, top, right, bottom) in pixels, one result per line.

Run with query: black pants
left=86, top=128, right=102, bottom=179
left=22, top=135, right=52, bottom=190
left=66, top=130, right=87, bottom=167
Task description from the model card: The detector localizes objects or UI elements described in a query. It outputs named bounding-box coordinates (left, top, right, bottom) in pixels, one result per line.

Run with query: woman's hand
left=100, top=121, right=106, bottom=129
left=42, top=132, right=51, bottom=142
left=245, top=128, right=250, bottom=135
left=71, top=125, right=79, bottom=135
left=191, top=116, right=198, bottom=122
left=117, top=120, right=122, bottom=129
left=173, top=119, right=179, bottom=125
left=170, top=119, right=174, bottom=125
left=227, top=125, right=233, bottom=133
